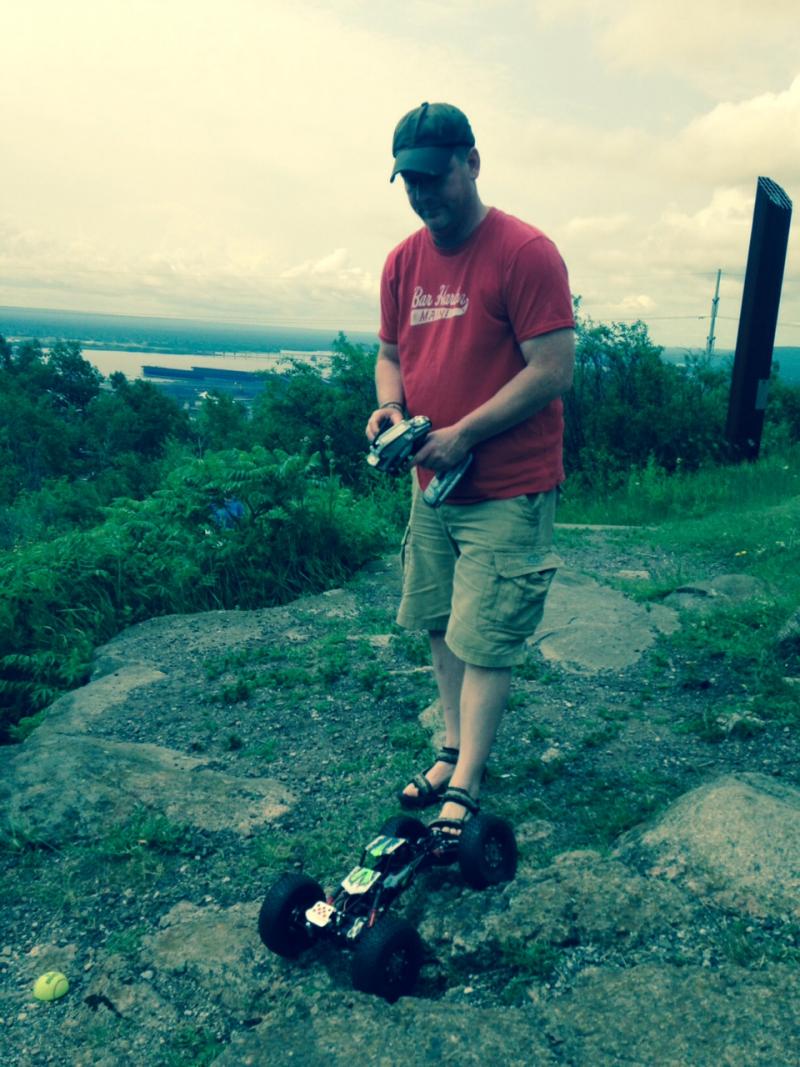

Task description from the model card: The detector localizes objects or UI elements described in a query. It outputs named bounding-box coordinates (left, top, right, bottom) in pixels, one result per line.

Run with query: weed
left=251, top=739, right=278, bottom=761
left=356, top=663, right=392, bottom=699
left=597, top=704, right=633, bottom=722
left=213, top=678, right=254, bottom=705
left=163, top=1025, right=225, bottom=1067
left=714, top=918, right=800, bottom=970
left=520, top=755, right=568, bottom=785
left=249, top=833, right=298, bottom=873
left=519, top=721, right=552, bottom=742
left=318, top=648, right=351, bottom=684
left=581, top=722, right=622, bottom=748
left=567, top=769, right=681, bottom=848
left=515, top=657, right=545, bottom=681
left=506, top=691, right=531, bottom=712
left=388, top=721, right=429, bottom=754
left=255, top=664, right=313, bottom=690
left=101, top=811, right=195, bottom=858
left=498, top=974, right=534, bottom=1005
left=105, top=925, right=146, bottom=958
left=0, top=824, right=59, bottom=854
left=391, top=630, right=430, bottom=666
left=499, top=938, right=562, bottom=980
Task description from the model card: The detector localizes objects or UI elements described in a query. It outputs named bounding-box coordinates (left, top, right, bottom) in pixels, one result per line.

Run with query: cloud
left=0, top=222, right=379, bottom=329
left=565, top=214, right=632, bottom=237
left=533, top=0, right=799, bottom=97
left=667, top=76, right=800, bottom=187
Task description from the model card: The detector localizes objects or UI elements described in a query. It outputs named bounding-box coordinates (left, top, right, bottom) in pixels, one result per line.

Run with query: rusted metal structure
left=725, top=177, right=792, bottom=459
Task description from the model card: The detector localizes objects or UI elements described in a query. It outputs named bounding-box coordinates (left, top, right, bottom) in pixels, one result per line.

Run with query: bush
left=564, top=315, right=730, bottom=494
left=251, top=332, right=379, bottom=490
left=0, top=446, right=388, bottom=741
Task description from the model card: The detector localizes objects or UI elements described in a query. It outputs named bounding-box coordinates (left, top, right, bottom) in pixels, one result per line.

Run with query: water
left=1, top=305, right=377, bottom=359
left=85, top=348, right=332, bottom=380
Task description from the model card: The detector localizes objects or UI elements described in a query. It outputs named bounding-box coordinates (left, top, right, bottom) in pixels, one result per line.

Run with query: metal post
left=705, top=269, right=721, bottom=356
left=725, top=177, right=792, bottom=460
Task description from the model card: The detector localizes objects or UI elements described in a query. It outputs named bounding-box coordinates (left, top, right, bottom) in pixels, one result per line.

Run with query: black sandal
left=398, top=746, right=459, bottom=810
left=429, top=786, right=480, bottom=840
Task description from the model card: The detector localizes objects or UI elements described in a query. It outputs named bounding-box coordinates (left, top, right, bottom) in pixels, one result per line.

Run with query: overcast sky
left=1, top=0, right=798, bottom=349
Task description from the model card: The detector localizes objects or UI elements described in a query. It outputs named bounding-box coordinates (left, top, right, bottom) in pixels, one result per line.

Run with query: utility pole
left=705, top=269, right=721, bottom=356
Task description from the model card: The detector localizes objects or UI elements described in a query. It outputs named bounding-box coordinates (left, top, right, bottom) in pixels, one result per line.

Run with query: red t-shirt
left=380, top=207, right=574, bottom=502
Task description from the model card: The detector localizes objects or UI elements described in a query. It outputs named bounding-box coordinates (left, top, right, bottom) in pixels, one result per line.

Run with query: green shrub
left=0, top=446, right=388, bottom=740
left=250, top=332, right=380, bottom=491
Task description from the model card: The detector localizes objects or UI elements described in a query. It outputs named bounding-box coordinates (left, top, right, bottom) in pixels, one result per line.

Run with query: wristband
left=379, top=401, right=404, bottom=413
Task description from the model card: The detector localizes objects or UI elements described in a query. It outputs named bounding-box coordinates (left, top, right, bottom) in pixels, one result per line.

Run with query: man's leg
left=432, top=491, right=558, bottom=827
left=401, top=631, right=464, bottom=800
left=437, top=662, right=511, bottom=824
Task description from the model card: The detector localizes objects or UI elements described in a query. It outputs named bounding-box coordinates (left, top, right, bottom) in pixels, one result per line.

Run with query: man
left=365, top=102, right=575, bottom=839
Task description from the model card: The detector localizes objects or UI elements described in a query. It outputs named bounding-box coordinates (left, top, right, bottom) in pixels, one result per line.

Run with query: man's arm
left=413, top=328, right=575, bottom=471
left=365, top=340, right=405, bottom=441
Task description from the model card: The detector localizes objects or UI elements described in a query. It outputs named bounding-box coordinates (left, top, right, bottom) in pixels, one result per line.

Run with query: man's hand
left=365, top=404, right=404, bottom=443
left=412, top=424, right=472, bottom=472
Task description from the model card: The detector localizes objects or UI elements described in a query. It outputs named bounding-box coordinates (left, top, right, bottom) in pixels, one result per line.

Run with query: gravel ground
left=1, top=524, right=799, bottom=1065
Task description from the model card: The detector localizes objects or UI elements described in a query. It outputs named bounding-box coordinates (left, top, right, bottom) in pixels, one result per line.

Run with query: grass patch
left=559, top=447, right=800, bottom=526
left=565, top=769, right=682, bottom=848
left=390, top=629, right=430, bottom=666
left=100, top=811, right=196, bottom=859
left=163, top=1025, right=225, bottom=1067
left=717, top=918, right=800, bottom=969
left=580, top=722, right=622, bottom=748
left=498, top=938, right=562, bottom=984
left=105, top=924, right=147, bottom=958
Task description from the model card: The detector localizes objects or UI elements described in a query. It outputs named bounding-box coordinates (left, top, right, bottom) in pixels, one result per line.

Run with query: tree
left=250, top=333, right=378, bottom=489
left=564, top=314, right=729, bottom=491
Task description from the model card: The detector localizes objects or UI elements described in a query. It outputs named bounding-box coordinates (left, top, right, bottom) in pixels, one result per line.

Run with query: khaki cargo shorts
left=396, top=482, right=562, bottom=668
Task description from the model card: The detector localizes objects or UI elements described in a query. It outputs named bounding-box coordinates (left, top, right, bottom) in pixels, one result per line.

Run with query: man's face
left=401, top=151, right=477, bottom=244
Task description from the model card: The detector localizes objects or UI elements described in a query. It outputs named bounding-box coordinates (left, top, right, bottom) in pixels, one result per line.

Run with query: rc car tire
left=379, top=815, right=431, bottom=843
left=458, top=814, right=517, bottom=889
left=351, top=915, right=423, bottom=1001
left=258, top=872, right=325, bottom=958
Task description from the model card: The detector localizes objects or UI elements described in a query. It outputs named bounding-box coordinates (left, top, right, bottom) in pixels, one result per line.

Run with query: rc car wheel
left=351, top=915, right=423, bottom=1001
left=258, top=872, right=325, bottom=958
left=379, top=814, right=430, bottom=843
left=458, top=814, right=517, bottom=890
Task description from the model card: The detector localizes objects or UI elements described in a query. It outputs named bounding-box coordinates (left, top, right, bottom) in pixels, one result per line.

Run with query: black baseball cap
left=390, top=102, right=475, bottom=182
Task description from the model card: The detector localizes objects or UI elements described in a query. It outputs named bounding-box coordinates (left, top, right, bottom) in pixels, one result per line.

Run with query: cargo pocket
left=489, top=550, right=562, bottom=637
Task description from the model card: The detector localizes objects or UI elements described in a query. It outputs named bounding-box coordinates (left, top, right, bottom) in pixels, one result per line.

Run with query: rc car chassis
left=258, top=812, right=517, bottom=1001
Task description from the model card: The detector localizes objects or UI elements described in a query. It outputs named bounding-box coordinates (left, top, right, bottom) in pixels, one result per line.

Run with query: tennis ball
left=32, top=971, right=69, bottom=1002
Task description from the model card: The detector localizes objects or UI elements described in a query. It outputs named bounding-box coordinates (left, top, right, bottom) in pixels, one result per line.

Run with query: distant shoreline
left=2, top=304, right=798, bottom=384
left=0, top=304, right=378, bottom=357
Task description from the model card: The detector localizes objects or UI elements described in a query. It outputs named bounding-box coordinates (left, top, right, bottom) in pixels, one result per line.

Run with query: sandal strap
left=435, top=746, right=459, bottom=766
left=430, top=818, right=466, bottom=833
left=441, top=786, right=480, bottom=815
left=409, top=773, right=438, bottom=798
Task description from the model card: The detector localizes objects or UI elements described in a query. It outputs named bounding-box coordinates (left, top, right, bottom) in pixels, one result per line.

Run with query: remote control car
left=367, top=414, right=473, bottom=507
left=258, top=812, right=516, bottom=1001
